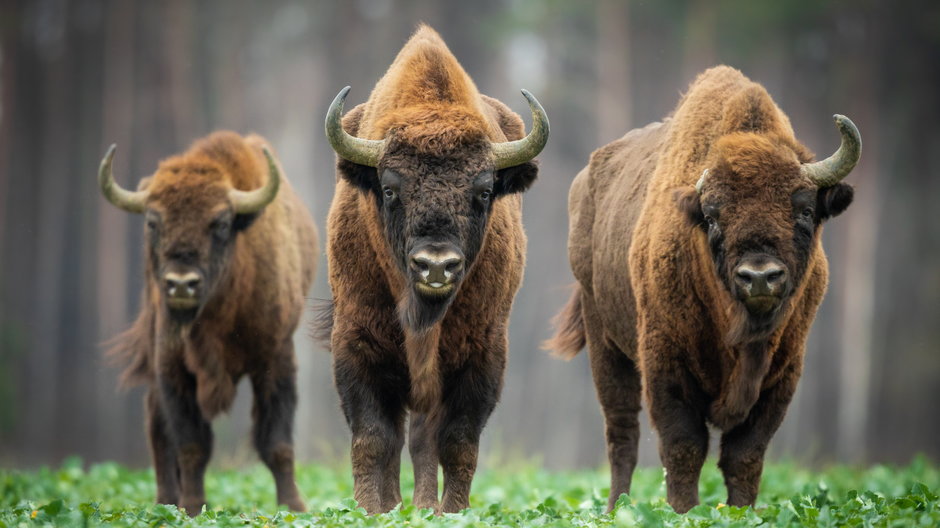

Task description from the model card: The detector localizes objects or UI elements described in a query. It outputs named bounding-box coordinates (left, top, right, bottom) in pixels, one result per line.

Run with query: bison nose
left=734, top=260, right=787, bottom=297
left=163, top=271, right=202, bottom=308
left=410, top=249, right=464, bottom=287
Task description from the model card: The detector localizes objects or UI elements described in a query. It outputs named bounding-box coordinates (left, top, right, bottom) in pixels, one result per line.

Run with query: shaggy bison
left=100, top=132, right=318, bottom=515
left=322, top=25, right=548, bottom=513
left=546, top=66, right=860, bottom=512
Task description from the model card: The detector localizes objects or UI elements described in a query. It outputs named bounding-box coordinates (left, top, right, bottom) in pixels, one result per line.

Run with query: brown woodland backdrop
left=1, top=0, right=938, bottom=469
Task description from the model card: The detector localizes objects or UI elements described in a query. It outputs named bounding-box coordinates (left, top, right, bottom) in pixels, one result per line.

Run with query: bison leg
left=582, top=292, right=642, bottom=512
left=643, top=336, right=709, bottom=513
left=718, top=364, right=798, bottom=507
left=409, top=411, right=440, bottom=510
left=334, top=349, right=407, bottom=514
left=250, top=347, right=305, bottom=512
left=146, top=387, right=180, bottom=505
left=589, top=344, right=642, bottom=512
left=158, top=368, right=213, bottom=517
left=437, top=361, right=502, bottom=513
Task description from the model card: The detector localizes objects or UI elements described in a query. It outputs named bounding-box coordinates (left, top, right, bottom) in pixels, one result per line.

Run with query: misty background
left=1, top=0, right=938, bottom=471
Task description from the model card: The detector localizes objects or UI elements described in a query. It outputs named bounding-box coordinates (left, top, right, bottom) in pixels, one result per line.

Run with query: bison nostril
left=443, top=258, right=463, bottom=277
left=736, top=269, right=754, bottom=284
left=766, top=269, right=785, bottom=284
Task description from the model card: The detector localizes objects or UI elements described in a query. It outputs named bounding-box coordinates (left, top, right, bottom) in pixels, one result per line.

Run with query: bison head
left=326, top=87, right=548, bottom=332
left=679, top=115, right=860, bottom=343
left=97, top=144, right=279, bottom=322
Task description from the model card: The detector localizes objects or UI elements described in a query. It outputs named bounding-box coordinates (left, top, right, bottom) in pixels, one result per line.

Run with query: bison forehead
left=373, top=104, right=501, bottom=158
left=146, top=174, right=232, bottom=216
left=704, top=132, right=816, bottom=197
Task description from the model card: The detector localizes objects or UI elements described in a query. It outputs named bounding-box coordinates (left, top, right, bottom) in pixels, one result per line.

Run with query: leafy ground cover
left=1, top=456, right=937, bottom=526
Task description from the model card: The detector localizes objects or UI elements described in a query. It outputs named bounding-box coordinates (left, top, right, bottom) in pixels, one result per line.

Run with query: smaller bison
left=546, top=66, right=860, bottom=513
left=323, top=25, right=548, bottom=514
left=100, top=132, right=318, bottom=515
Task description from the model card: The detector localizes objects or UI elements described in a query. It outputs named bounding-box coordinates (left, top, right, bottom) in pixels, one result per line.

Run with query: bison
left=546, top=66, right=860, bottom=513
left=321, top=25, right=548, bottom=514
left=99, top=132, right=318, bottom=515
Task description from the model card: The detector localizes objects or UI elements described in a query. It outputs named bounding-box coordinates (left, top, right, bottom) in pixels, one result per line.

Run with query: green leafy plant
left=1, top=456, right=936, bottom=526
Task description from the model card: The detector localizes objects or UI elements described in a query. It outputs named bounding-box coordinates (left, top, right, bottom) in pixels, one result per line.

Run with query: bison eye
left=479, top=189, right=492, bottom=202
left=212, top=221, right=230, bottom=238
left=705, top=215, right=717, bottom=229
left=383, top=186, right=396, bottom=201
left=801, top=207, right=814, bottom=219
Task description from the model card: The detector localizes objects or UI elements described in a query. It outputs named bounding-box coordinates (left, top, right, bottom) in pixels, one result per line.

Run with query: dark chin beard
left=165, top=306, right=199, bottom=326
left=398, top=287, right=455, bottom=334
left=724, top=300, right=787, bottom=346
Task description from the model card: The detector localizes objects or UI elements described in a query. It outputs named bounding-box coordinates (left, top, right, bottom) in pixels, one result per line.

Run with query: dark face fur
left=340, top=139, right=536, bottom=333
left=144, top=175, right=257, bottom=324
left=678, top=140, right=854, bottom=343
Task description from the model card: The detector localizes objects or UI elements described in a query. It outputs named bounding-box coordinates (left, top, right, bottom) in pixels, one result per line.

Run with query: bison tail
left=104, top=306, right=155, bottom=388
left=542, top=284, right=586, bottom=360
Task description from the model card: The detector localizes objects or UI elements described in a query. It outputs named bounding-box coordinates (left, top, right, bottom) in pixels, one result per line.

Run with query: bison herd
left=98, top=25, right=861, bottom=516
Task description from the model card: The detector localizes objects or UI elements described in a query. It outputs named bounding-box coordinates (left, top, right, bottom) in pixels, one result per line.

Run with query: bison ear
left=337, top=158, right=379, bottom=194
left=233, top=212, right=260, bottom=232
left=495, top=161, right=538, bottom=196
left=675, top=188, right=705, bottom=227
left=816, top=182, right=854, bottom=221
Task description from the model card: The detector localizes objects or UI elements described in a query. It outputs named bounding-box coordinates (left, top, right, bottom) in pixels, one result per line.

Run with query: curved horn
left=491, top=89, right=550, bottom=170
left=325, top=86, right=384, bottom=167
left=695, top=169, right=709, bottom=194
left=98, top=144, right=148, bottom=213
left=800, top=114, right=862, bottom=187
left=230, top=146, right=280, bottom=214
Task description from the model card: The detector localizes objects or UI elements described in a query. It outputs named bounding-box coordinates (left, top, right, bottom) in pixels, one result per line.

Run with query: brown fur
left=326, top=25, right=535, bottom=514
left=546, top=66, right=854, bottom=512
left=107, top=131, right=318, bottom=515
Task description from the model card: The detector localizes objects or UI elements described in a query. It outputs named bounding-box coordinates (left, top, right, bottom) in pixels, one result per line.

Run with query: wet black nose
left=164, top=272, right=201, bottom=299
left=734, top=260, right=787, bottom=297
left=409, top=249, right=464, bottom=285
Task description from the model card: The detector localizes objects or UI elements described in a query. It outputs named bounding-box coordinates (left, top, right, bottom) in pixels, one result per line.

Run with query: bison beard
left=546, top=65, right=859, bottom=513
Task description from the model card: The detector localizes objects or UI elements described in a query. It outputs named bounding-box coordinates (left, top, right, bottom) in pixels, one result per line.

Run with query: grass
left=1, top=456, right=938, bottom=526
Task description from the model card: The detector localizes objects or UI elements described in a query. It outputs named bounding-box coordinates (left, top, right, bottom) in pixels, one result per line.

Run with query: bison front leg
left=145, top=387, right=180, bottom=505
left=438, top=358, right=502, bottom=513
left=250, top=346, right=305, bottom=512
left=333, top=342, right=407, bottom=514
left=642, top=333, right=709, bottom=513
left=157, top=367, right=213, bottom=517
left=718, top=363, right=798, bottom=507
left=409, top=411, right=440, bottom=510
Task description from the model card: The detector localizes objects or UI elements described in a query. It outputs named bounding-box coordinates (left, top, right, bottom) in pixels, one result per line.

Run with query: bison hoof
left=179, top=498, right=206, bottom=517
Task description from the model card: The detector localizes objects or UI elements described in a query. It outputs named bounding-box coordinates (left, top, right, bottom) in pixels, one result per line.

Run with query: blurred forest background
left=1, top=0, right=938, bottom=471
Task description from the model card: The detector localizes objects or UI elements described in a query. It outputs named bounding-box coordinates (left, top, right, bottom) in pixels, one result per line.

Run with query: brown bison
left=99, top=132, right=318, bottom=515
left=322, top=25, right=548, bottom=514
left=546, top=66, right=860, bottom=513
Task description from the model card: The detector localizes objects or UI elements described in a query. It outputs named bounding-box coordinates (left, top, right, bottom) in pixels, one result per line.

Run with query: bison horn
left=325, top=86, right=385, bottom=167
left=695, top=169, right=709, bottom=194
left=800, top=114, right=862, bottom=187
left=229, top=146, right=281, bottom=214
left=491, top=89, right=550, bottom=170
left=98, top=144, right=148, bottom=213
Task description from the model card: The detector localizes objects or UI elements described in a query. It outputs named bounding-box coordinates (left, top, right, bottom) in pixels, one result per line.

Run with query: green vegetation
left=1, top=457, right=937, bottom=526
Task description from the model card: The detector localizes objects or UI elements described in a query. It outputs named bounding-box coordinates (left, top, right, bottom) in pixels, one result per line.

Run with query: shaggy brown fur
left=546, top=66, right=856, bottom=513
left=324, top=25, right=539, bottom=514
left=107, top=132, right=318, bottom=515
